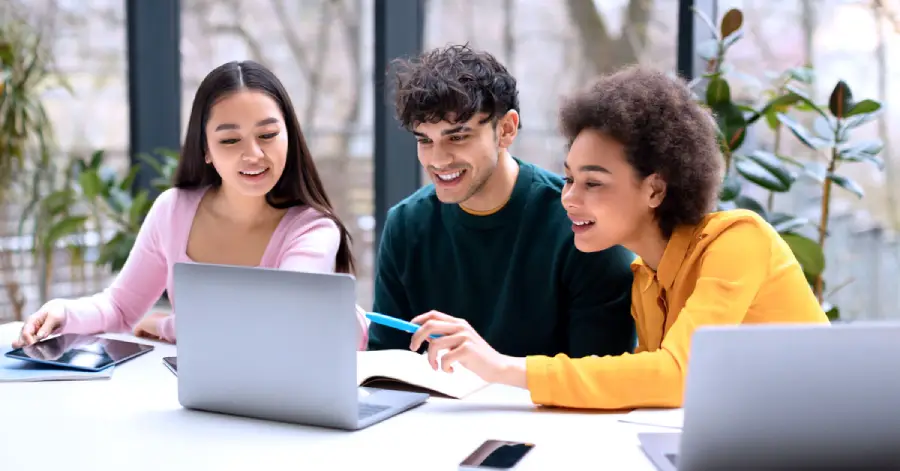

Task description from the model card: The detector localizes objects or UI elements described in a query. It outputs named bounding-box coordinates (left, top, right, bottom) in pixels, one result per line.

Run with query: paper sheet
left=618, top=408, right=684, bottom=429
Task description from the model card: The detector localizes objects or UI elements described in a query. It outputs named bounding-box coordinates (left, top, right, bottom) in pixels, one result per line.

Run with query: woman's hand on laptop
left=133, top=312, right=170, bottom=342
left=409, top=311, right=526, bottom=387
left=12, top=300, right=67, bottom=348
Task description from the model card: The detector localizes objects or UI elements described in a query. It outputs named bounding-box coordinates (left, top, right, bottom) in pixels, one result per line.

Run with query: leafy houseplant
left=75, top=149, right=178, bottom=273
left=18, top=156, right=91, bottom=303
left=1, top=19, right=74, bottom=315
left=776, top=82, right=883, bottom=305
left=691, top=8, right=885, bottom=320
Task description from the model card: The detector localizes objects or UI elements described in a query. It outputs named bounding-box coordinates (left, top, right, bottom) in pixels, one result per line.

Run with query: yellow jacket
left=525, top=209, right=830, bottom=409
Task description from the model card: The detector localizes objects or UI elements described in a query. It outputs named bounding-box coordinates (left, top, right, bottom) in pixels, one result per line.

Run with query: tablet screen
left=5, top=334, right=154, bottom=371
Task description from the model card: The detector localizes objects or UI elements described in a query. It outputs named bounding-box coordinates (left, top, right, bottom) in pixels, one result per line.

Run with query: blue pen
left=364, top=312, right=441, bottom=339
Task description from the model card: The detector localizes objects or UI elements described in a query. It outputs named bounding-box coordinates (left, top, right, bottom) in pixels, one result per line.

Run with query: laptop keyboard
left=359, top=402, right=390, bottom=419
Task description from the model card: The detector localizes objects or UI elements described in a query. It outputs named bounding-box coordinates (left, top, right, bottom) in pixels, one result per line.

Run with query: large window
left=424, top=0, right=681, bottom=173
left=0, top=0, right=128, bottom=319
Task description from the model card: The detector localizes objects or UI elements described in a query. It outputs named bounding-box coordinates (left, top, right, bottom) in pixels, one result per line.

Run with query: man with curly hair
left=367, top=45, right=637, bottom=366
left=410, top=65, right=829, bottom=409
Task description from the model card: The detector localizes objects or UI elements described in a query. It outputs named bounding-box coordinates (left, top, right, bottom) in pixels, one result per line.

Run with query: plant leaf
left=828, top=173, right=864, bottom=198
left=822, top=302, right=840, bottom=321
left=781, top=232, right=825, bottom=277
left=40, top=189, right=73, bottom=215
left=78, top=170, right=103, bottom=200
left=749, top=92, right=801, bottom=127
left=119, top=165, right=141, bottom=192
left=720, top=8, right=744, bottom=38
left=776, top=112, right=830, bottom=150
left=812, top=115, right=835, bottom=140
left=828, top=81, right=853, bottom=118
left=98, top=231, right=137, bottom=273
left=706, top=77, right=731, bottom=107
left=735, top=157, right=791, bottom=192
left=846, top=99, right=880, bottom=117
left=43, top=215, right=88, bottom=252
left=843, top=110, right=881, bottom=130
left=748, top=149, right=796, bottom=181
left=787, top=66, right=815, bottom=84
left=129, top=190, right=150, bottom=228
left=722, top=30, right=744, bottom=49
left=769, top=212, right=809, bottom=233
left=719, top=172, right=742, bottom=201
left=781, top=84, right=832, bottom=123
left=691, top=6, right=721, bottom=39
left=714, top=102, right=747, bottom=151
left=734, top=194, right=768, bottom=220
left=838, top=139, right=884, bottom=169
left=801, top=161, right=827, bottom=183
left=89, top=149, right=104, bottom=170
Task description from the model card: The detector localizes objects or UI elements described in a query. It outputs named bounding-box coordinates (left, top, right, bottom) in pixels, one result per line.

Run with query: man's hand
left=409, top=310, right=526, bottom=387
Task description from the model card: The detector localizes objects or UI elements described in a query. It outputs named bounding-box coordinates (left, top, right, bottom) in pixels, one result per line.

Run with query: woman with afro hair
left=410, top=65, right=830, bottom=410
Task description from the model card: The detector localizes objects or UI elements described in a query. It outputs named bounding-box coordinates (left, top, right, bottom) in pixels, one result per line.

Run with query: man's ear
left=497, top=110, right=519, bottom=149
left=647, top=174, right=667, bottom=209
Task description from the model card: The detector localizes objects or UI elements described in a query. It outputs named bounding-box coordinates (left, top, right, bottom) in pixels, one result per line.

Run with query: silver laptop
left=173, top=262, right=428, bottom=430
left=640, top=322, right=900, bottom=470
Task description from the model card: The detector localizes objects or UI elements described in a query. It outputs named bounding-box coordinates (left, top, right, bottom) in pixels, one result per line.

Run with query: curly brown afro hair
left=559, top=65, right=724, bottom=238
left=391, top=44, right=520, bottom=130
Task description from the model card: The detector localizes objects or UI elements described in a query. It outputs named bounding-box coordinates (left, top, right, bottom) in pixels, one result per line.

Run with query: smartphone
left=162, top=356, right=177, bottom=375
left=459, top=440, right=535, bottom=470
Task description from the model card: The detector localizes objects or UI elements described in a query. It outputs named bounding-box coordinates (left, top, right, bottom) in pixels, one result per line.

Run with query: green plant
left=776, top=82, right=883, bottom=306
left=690, top=8, right=883, bottom=321
left=76, top=149, right=177, bottom=272
left=17, top=156, right=91, bottom=302
left=1, top=17, right=72, bottom=316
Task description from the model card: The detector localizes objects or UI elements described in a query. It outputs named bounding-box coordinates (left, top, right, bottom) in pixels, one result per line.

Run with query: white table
left=0, top=322, right=665, bottom=470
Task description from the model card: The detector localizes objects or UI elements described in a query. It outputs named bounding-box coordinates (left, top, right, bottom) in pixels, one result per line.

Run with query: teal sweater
left=368, top=159, right=636, bottom=358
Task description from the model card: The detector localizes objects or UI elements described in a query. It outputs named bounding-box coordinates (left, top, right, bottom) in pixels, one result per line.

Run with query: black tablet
left=5, top=334, right=155, bottom=372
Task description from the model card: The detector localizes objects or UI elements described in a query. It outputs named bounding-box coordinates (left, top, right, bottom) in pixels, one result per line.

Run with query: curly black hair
left=559, top=65, right=724, bottom=238
left=391, top=44, right=520, bottom=130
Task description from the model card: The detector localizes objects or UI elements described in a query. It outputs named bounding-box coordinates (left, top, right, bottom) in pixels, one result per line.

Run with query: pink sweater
left=56, top=187, right=368, bottom=348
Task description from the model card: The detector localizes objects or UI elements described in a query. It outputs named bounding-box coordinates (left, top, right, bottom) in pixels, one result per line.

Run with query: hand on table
left=409, top=310, right=526, bottom=387
left=12, top=300, right=67, bottom=348
left=133, top=312, right=171, bottom=342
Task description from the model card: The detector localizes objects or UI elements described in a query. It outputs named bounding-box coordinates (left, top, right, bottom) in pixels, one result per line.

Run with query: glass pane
left=423, top=0, right=681, bottom=175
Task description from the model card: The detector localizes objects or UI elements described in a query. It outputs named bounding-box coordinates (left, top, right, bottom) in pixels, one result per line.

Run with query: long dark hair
left=172, top=60, right=355, bottom=274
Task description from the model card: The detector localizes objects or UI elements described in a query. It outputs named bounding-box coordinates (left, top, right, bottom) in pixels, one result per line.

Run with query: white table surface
left=0, top=321, right=666, bottom=470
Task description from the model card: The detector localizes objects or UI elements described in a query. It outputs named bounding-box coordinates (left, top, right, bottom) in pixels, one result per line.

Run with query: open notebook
left=357, top=349, right=488, bottom=399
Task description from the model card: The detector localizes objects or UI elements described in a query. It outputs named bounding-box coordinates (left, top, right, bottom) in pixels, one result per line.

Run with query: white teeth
left=240, top=168, right=267, bottom=176
left=573, top=220, right=595, bottom=226
left=436, top=171, right=463, bottom=181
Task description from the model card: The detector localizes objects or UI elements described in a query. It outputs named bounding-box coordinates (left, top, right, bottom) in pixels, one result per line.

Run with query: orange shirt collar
left=631, top=223, right=699, bottom=292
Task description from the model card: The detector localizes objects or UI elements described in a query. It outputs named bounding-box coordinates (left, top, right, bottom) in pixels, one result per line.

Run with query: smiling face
left=561, top=129, right=666, bottom=252
left=204, top=89, right=288, bottom=197
left=413, top=112, right=516, bottom=204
